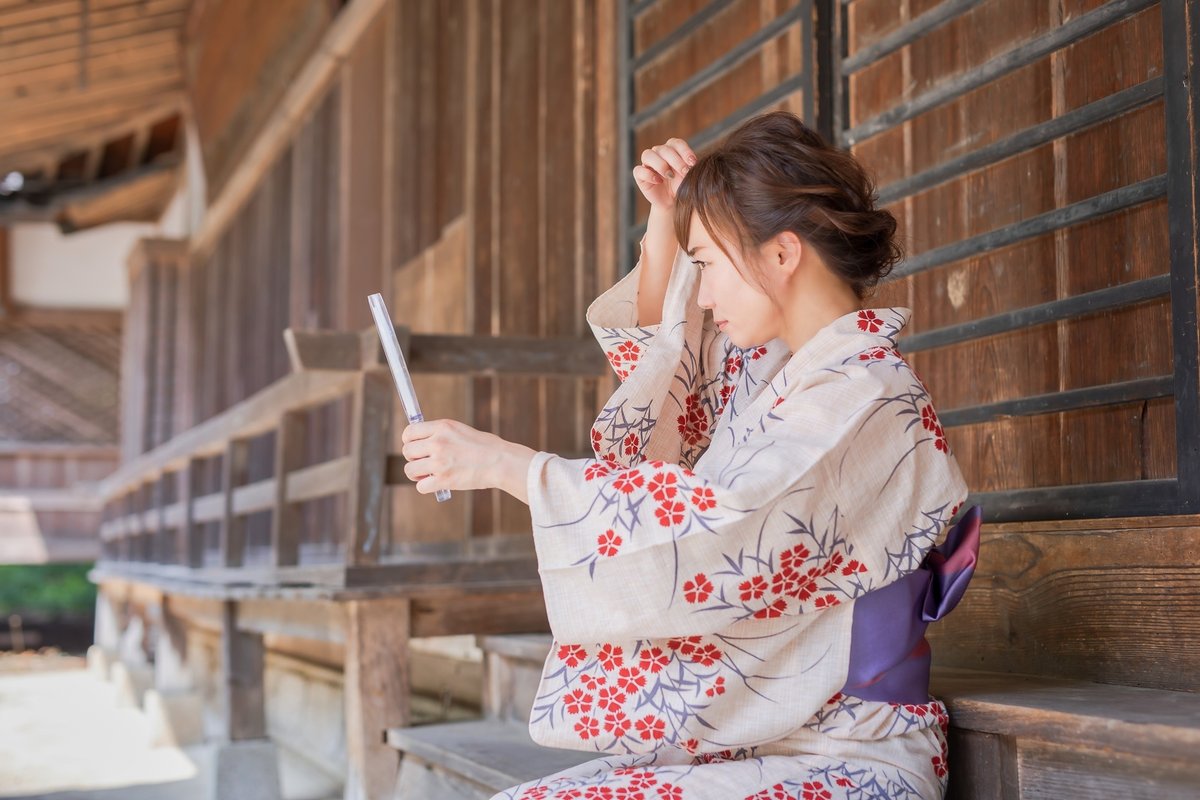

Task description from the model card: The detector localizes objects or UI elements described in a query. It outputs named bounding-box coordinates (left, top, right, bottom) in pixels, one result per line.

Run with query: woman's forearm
left=491, top=438, right=538, bottom=504
left=636, top=205, right=679, bottom=327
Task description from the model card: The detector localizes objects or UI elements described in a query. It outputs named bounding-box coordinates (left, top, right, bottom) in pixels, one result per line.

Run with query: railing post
left=271, top=410, right=307, bottom=567
left=151, top=473, right=167, bottom=563
left=345, top=370, right=392, bottom=567
left=126, top=487, right=143, bottom=562
left=220, top=440, right=250, bottom=568
left=179, top=457, right=203, bottom=568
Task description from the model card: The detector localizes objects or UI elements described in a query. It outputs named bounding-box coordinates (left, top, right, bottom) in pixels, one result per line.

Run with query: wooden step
left=933, top=667, right=1200, bottom=799
left=477, top=634, right=551, bottom=724
left=388, top=718, right=595, bottom=799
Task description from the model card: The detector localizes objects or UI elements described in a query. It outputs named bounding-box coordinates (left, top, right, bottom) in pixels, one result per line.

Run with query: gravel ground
left=0, top=663, right=208, bottom=800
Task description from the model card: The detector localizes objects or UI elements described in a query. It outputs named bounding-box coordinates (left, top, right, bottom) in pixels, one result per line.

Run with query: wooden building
left=2, top=0, right=1197, bottom=798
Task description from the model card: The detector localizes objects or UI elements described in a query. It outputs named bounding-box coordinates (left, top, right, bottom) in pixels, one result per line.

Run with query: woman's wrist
left=490, top=438, right=538, bottom=503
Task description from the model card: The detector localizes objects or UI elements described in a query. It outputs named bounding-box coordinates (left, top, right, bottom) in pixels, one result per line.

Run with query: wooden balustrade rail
left=96, top=324, right=610, bottom=589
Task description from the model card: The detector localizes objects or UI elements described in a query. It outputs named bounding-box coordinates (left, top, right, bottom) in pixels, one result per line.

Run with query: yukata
left=493, top=236, right=981, bottom=800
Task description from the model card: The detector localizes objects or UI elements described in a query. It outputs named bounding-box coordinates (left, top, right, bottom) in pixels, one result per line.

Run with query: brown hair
left=672, top=111, right=902, bottom=300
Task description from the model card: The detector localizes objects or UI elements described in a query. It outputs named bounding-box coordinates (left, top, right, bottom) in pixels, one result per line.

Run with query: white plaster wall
left=8, top=154, right=194, bottom=311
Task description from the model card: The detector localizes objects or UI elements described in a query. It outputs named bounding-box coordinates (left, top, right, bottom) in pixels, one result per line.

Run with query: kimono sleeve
left=585, top=232, right=789, bottom=469
left=527, top=367, right=960, bottom=644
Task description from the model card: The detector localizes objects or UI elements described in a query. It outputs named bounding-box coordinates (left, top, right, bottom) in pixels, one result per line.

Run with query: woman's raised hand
left=633, top=138, right=698, bottom=211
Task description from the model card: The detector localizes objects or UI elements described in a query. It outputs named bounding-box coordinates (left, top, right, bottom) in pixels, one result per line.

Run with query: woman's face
left=686, top=213, right=783, bottom=348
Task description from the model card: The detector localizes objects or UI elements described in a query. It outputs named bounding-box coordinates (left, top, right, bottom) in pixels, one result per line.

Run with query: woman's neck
left=778, top=268, right=862, bottom=353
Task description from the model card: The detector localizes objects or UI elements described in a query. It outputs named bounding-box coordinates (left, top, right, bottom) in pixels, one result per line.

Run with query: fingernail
left=687, top=155, right=697, bottom=165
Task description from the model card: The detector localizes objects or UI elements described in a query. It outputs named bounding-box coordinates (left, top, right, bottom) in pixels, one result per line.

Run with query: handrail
left=97, top=323, right=612, bottom=587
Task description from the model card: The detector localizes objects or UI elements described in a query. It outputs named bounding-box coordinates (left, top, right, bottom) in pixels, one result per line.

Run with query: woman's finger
left=640, top=148, right=676, bottom=181
left=401, top=439, right=432, bottom=461
left=633, top=164, right=663, bottom=186
left=652, top=144, right=689, bottom=179
left=666, top=138, right=698, bottom=166
left=401, top=420, right=436, bottom=444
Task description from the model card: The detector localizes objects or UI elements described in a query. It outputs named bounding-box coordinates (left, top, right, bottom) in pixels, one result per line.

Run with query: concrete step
left=388, top=718, right=594, bottom=800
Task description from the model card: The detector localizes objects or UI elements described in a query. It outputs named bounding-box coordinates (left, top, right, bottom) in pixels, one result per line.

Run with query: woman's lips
left=716, top=319, right=728, bottom=329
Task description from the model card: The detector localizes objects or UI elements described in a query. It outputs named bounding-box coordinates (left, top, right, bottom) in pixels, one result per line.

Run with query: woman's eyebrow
left=686, top=244, right=708, bottom=256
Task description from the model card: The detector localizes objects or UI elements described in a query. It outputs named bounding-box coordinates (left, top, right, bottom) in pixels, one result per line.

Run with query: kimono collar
left=774, top=306, right=913, bottom=377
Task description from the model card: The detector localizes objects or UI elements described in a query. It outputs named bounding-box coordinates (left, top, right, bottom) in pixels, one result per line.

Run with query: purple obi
left=839, top=505, right=982, bottom=704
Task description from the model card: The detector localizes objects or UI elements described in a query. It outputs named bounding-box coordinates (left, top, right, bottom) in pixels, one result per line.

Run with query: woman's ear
left=772, top=231, right=803, bottom=274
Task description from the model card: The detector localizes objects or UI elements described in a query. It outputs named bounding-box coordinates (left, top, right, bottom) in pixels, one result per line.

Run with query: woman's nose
left=696, top=274, right=714, bottom=311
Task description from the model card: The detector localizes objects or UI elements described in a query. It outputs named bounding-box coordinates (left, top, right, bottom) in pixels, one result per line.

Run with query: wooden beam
left=284, top=327, right=608, bottom=376
left=190, top=0, right=389, bottom=262
left=0, top=101, right=182, bottom=176
left=99, top=370, right=358, bottom=497
left=344, top=371, right=391, bottom=567
left=218, top=600, right=266, bottom=741
left=0, top=8, right=184, bottom=65
left=343, top=597, right=409, bottom=800
left=270, top=410, right=306, bottom=567
left=180, top=457, right=203, bottom=568
left=0, top=225, right=11, bottom=319
left=219, top=439, right=248, bottom=568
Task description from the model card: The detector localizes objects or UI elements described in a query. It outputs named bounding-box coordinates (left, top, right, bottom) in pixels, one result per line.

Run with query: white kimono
left=494, top=236, right=971, bottom=800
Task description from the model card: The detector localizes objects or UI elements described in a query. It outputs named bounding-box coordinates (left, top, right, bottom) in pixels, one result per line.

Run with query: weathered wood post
left=208, top=600, right=281, bottom=800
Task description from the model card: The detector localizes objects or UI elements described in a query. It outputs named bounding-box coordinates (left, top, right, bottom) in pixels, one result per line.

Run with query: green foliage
left=0, top=563, right=96, bottom=617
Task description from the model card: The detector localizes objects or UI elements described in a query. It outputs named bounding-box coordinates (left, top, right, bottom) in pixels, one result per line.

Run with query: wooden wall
left=185, top=0, right=334, bottom=203
left=842, top=0, right=1188, bottom=519
left=835, top=0, right=1200, bottom=689
left=385, top=0, right=620, bottom=545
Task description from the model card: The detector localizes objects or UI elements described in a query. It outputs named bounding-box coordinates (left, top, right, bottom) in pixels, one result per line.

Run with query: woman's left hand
left=400, top=419, right=536, bottom=502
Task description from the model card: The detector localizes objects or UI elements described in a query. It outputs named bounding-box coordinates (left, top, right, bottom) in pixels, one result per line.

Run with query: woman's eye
left=690, top=259, right=707, bottom=271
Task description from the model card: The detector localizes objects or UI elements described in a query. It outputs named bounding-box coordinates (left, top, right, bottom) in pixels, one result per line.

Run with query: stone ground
left=0, top=657, right=208, bottom=800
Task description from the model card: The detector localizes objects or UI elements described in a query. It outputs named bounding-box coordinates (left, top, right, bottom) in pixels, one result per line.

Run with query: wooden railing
left=94, top=323, right=608, bottom=591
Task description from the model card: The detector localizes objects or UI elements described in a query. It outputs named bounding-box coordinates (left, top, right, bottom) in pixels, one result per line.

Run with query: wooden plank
left=219, top=439, right=249, bottom=568
left=1015, top=739, right=1200, bottom=799
left=179, top=457, right=201, bottom=567
left=343, top=597, right=410, bottom=800
left=462, top=0, right=493, bottom=538
left=946, top=729, right=1019, bottom=800
left=409, top=588, right=547, bottom=638
left=542, top=0, right=582, bottom=463
left=218, top=600, right=266, bottom=741
left=283, top=328, right=361, bottom=372
left=927, top=517, right=1200, bottom=691
left=271, top=410, right=306, bottom=567
left=287, top=455, right=352, bottom=503
left=336, top=0, right=387, bottom=332
left=344, top=371, right=391, bottom=567
left=0, top=8, right=184, bottom=64
left=386, top=718, right=593, bottom=794
left=496, top=0, right=543, bottom=537
left=931, top=667, right=1200, bottom=765
left=100, top=370, right=358, bottom=496
left=190, top=0, right=388, bottom=262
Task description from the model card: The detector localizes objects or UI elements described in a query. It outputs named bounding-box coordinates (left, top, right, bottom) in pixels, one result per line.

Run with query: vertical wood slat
left=465, top=0, right=497, bottom=538
left=220, top=439, right=250, bottom=568
left=151, top=474, right=167, bottom=563
left=179, top=457, right=203, bottom=568
left=497, top=1, right=543, bottom=535
left=129, top=485, right=142, bottom=562
left=271, top=410, right=307, bottom=567
left=218, top=600, right=266, bottom=741
left=343, top=597, right=411, bottom=800
left=345, top=370, right=392, bottom=567
left=337, top=4, right=387, bottom=333
left=118, top=492, right=133, bottom=562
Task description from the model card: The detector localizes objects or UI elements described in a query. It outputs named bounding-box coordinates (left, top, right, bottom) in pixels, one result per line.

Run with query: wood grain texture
left=928, top=516, right=1200, bottom=690
left=343, top=597, right=410, bottom=800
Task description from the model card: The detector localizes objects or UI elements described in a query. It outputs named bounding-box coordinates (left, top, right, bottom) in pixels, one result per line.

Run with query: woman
left=401, top=111, right=980, bottom=799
